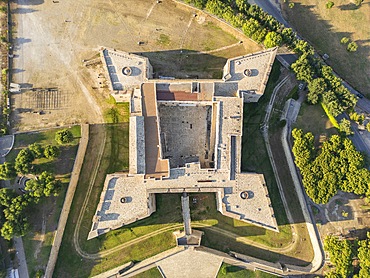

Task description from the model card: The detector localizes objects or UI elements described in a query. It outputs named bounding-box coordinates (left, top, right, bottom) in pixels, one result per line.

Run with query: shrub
left=55, top=129, right=73, bottom=144
left=44, top=145, right=60, bottom=159
left=28, top=143, right=44, bottom=159
left=347, top=41, right=358, bottom=52
left=15, top=148, right=34, bottom=174
left=326, top=1, right=334, bottom=9
left=340, top=37, right=349, bottom=44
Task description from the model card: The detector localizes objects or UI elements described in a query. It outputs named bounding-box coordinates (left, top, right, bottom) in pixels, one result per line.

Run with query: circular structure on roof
left=244, top=69, right=252, bottom=77
left=240, top=191, right=249, bottom=200
left=122, top=66, right=132, bottom=76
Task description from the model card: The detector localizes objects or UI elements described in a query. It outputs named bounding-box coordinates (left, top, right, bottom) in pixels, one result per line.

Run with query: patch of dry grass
left=283, top=0, right=370, bottom=94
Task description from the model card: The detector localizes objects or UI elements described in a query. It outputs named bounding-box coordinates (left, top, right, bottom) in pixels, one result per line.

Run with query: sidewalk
left=13, top=237, right=29, bottom=278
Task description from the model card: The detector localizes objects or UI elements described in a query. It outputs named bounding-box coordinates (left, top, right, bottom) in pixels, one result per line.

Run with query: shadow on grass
left=201, top=227, right=310, bottom=266
left=136, top=49, right=231, bottom=79
left=283, top=2, right=370, bottom=94
left=337, top=2, right=370, bottom=11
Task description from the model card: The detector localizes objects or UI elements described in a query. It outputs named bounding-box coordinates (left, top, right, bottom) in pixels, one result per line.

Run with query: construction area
left=89, top=47, right=278, bottom=240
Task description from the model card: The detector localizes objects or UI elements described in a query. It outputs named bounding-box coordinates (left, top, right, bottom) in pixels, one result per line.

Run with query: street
left=13, top=237, right=29, bottom=278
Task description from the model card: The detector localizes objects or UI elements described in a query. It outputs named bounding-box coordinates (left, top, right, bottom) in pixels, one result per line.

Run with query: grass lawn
left=6, top=125, right=81, bottom=163
left=103, top=99, right=130, bottom=124
left=217, top=263, right=277, bottom=278
left=7, top=126, right=81, bottom=276
left=54, top=122, right=181, bottom=277
left=294, top=101, right=338, bottom=146
left=190, top=193, right=292, bottom=249
left=133, top=267, right=162, bottom=278
left=282, top=0, right=370, bottom=94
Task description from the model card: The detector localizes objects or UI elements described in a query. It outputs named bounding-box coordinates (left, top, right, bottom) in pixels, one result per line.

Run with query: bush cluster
left=292, top=128, right=370, bottom=204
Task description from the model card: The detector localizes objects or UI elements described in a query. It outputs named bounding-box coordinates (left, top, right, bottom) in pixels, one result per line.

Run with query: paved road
left=248, top=0, right=289, bottom=27
left=13, top=237, right=29, bottom=278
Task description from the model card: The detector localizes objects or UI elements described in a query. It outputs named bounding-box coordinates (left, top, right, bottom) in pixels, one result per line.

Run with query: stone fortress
left=88, top=47, right=278, bottom=240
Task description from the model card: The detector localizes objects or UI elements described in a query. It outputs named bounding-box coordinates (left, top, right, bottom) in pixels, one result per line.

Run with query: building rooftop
left=89, top=48, right=279, bottom=240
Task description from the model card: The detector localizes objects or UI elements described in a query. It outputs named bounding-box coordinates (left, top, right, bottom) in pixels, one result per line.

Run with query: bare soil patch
left=10, top=0, right=261, bottom=131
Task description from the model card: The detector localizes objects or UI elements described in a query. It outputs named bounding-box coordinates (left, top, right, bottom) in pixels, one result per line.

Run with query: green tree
left=347, top=41, right=358, bottom=52
left=25, top=171, right=61, bottom=203
left=263, top=31, right=283, bottom=48
left=55, top=129, right=73, bottom=144
left=291, top=53, right=315, bottom=83
left=325, top=271, right=341, bottom=278
left=205, top=0, right=226, bottom=17
left=0, top=194, right=30, bottom=240
left=184, top=0, right=207, bottom=9
left=358, top=233, right=370, bottom=278
left=242, top=18, right=260, bottom=38
left=326, top=1, right=334, bottom=9
left=14, top=148, right=34, bottom=174
left=251, top=28, right=267, bottom=43
left=341, top=37, right=349, bottom=44
left=324, top=236, right=353, bottom=277
left=0, top=162, right=16, bottom=180
left=44, top=145, right=60, bottom=159
left=0, top=188, right=17, bottom=206
left=292, top=130, right=370, bottom=204
left=307, top=78, right=327, bottom=104
left=235, top=0, right=250, bottom=13
left=366, top=122, right=370, bottom=132
left=350, top=112, right=365, bottom=124
left=28, top=143, right=44, bottom=159
left=281, top=27, right=295, bottom=44
left=0, top=217, right=29, bottom=240
left=338, top=118, right=353, bottom=135
left=294, top=39, right=314, bottom=55
left=289, top=2, right=294, bottom=8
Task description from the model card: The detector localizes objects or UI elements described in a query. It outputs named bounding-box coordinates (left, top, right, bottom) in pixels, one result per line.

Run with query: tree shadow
left=11, top=68, right=25, bottom=74
left=336, top=2, right=370, bottom=11
left=13, top=37, right=32, bottom=51
left=136, top=49, right=228, bottom=79
left=282, top=2, right=370, bottom=93
left=201, top=228, right=312, bottom=267
left=11, top=7, right=38, bottom=14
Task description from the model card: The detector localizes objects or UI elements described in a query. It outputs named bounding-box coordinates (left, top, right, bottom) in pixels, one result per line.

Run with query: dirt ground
left=311, top=191, right=370, bottom=240
left=10, top=0, right=261, bottom=132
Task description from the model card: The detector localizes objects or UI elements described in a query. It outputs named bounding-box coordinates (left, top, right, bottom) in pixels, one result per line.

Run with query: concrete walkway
left=13, top=237, right=29, bottom=278
left=0, top=135, right=14, bottom=157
